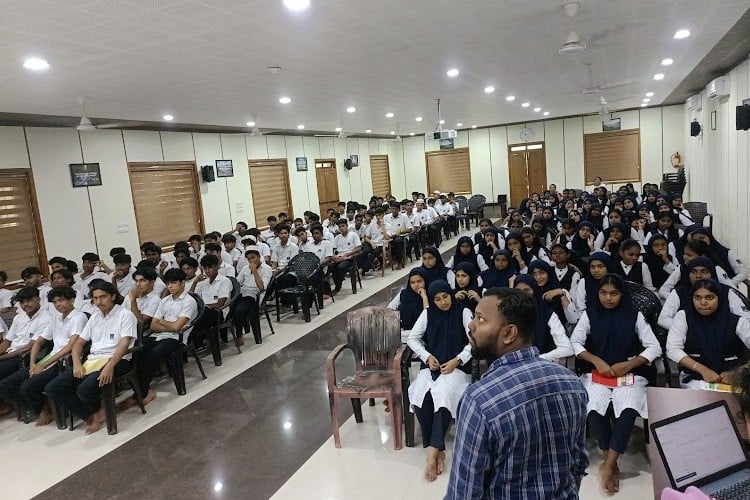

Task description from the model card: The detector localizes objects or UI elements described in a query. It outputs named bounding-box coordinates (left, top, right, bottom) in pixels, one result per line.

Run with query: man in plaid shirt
left=445, top=288, right=588, bottom=499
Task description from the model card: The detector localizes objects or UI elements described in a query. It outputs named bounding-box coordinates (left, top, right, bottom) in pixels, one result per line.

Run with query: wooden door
left=507, top=142, right=547, bottom=206
left=315, top=159, right=339, bottom=215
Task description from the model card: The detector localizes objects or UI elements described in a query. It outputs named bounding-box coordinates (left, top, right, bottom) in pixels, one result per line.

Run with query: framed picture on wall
left=349, top=154, right=359, bottom=167
left=296, top=157, right=308, bottom=171
left=69, top=163, right=102, bottom=187
left=215, top=159, right=234, bottom=177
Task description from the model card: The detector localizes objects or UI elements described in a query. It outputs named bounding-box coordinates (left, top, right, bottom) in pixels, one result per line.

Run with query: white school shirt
left=412, top=208, right=433, bottom=226
left=218, top=261, right=237, bottom=278
left=5, top=307, right=52, bottom=353
left=658, top=265, right=735, bottom=300
left=554, top=266, right=581, bottom=293
left=427, top=207, right=440, bottom=220
left=195, top=275, right=232, bottom=308
left=666, top=311, right=750, bottom=366
left=618, top=261, right=654, bottom=291
left=0, top=289, right=13, bottom=309
left=152, top=291, right=199, bottom=343
left=123, top=290, right=162, bottom=319
left=236, top=263, right=273, bottom=300
left=352, top=223, right=368, bottom=239
left=271, top=242, right=300, bottom=269
left=366, top=221, right=387, bottom=247
left=79, top=304, right=137, bottom=360
left=437, top=202, right=455, bottom=216
left=406, top=308, right=473, bottom=366
left=334, top=231, right=361, bottom=256
left=300, top=240, right=334, bottom=263
left=226, top=247, right=242, bottom=265
left=110, top=271, right=136, bottom=296
left=657, top=288, right=750, bottom=331
left=73, top=271, right=110, bottom=297
left=571, top=311, right=662, bottom=363
left=41, top=309, right=88, bottom=356
left=383, top=213, right=412, bottom=237
left=539, top=312, right=575, bottom=362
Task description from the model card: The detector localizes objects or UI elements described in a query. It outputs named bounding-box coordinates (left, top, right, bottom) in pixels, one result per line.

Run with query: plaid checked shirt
left=445, top=346, right=588, bottom=499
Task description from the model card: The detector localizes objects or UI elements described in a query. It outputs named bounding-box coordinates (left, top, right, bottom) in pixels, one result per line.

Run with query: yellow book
left=699, top=381, right=733, bottom=393
left=82, top=358, right=110, bottom=376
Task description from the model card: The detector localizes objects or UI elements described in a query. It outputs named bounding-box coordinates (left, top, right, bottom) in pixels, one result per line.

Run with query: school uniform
left=554, top=265, right=581, bottom=292
left=384, top=213, right=412, bottom=262
left=123, top=290, right=162, bottom=322
left=614, top=260, right=654, bottom=291
left=658, top=265, right=735, bottom=300
left=73, top=271, right=110, bottom=297
left=233, top=263, right=273, bottom=343
left=0, top=307, right=53, bottom=382
left=110, top=271, right=136, bottom=296
left=331, top=231, right=361, bottom=289
left=0, top=288, right=14, bottom=309
left=300, top=239, right=334, bottom=265
left=271, top=242, right=300, bottom=270
left=658, top=288, right=750, bottom=331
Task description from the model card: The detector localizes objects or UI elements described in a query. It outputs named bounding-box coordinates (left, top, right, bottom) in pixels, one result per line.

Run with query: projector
left=427, top=129, right=457, bottom=141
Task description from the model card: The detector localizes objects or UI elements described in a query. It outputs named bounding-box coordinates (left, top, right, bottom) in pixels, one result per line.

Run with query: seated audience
left=124, top=266, right=161, bottom=326
left=233, top=250, right=272, bottom=345
left=331, top=219, right=362, bottom=294
left=452, top=262, right=482, bottom=313
left=387, top=268, right=429, bottom=343
left=478, top=250, right=514, bottom=291
left=548, top=244, right=581, bottom=292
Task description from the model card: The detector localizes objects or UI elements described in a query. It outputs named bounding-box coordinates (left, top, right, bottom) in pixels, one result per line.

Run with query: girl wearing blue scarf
left=666, top=279, right=750, bottom=389
left=571, top=274, right=662, bottom=494
left=478, top=250, right=515, bottom=291
left=691, top=227, right=749, bottom=286
left=474, top=227, right=503, bottom=265
left=406, top=280, right=472, bottom=482
left=573, top=251, right=616, bottom=311
left=452, top=262, right=481, bottom=313
left=528, top=259, right=579, bottom=324
left=658, top=240, right=736, bottom=300
left=505, top=232, right=528, bottom=274
left=419, top=247, right=448, bottom=285
left=513, top=274, right=574, bottom=362
left=387, top=268, right=429, bottom=342
left=569, top=221, right=596, bottom=258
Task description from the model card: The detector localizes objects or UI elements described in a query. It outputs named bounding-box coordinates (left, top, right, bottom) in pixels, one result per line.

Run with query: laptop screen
left=653, top=403, right=747, bottom=489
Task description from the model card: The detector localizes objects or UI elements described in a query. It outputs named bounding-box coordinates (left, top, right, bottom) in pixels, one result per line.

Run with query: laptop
left=651, top=400, right=750, bottom=499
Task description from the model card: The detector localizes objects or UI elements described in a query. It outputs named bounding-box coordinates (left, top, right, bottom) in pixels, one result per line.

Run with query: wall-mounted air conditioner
left=706, top=76, right=729, bottom=99
left=687, top=94, right=702, bottom=111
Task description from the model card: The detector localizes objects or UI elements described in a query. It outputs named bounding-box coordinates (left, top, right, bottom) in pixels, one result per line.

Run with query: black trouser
left=233, top=296, right=261, bottom=343
left=0, top=363, right=60, bottom=415
left=357, top=241, right=373, bottom=271
left=413, top=391, right=452, bottom=450
left=137, top=337, right=181, bottom=396
left=0, top=357, right=20, bottom=384
left=426, top=223, right=442, bottom=247
left=45, top=360, right=131, bottom=421
left=190, top=307, right=223, bottom=364
left=410, top=230, right=425, bottom=259
left=332, top=259, right=353, bottom=289
left=588, top=405, right=638, bottom=453
left=390, top=236, right=405, bottom=264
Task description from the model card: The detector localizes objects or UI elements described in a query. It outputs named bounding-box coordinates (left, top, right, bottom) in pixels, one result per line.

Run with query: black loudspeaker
left=690, top=121, right=702, bottom=137
left=344, top=158, right=353, bottom=170
left=498, top=194, right=508, bottom=203
left=737, top=105, right=750, bottom=131
left=201, top=165, right=215, bottom=182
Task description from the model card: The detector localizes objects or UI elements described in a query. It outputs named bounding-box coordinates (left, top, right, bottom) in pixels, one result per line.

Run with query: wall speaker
left=690, top=121, right=702, bottom=137
left=344, top=159, right=353, bottom=170
left=498, top=194, right=508, bottom=204
left=737, top=105, right=750, bottom=131
left=201, top=165, right=215, bottom=182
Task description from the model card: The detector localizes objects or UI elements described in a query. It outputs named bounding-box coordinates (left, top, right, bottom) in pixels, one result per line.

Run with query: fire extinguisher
left=670, top=151, right=683, bottom=168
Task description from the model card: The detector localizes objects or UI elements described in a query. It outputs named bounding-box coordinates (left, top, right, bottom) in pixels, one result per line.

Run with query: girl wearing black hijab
left=446, top=236, right=487, bottom=272
left=573, top=251, right=616, bottom=312
left=452, top=262, right=482, bottom=313
left=514, top=274, right=574, bottom=362
left=571, top=274, right=662, bottom=495
left=568, top=221, right=596, bottom=258
left=666, top=279, right=750, bottom=390
left=594, top=222, right=628, bottom=254
left=643, top=235, right=679, bottom=291
left=474, top=227, right=502, bottom=266
left=644, top=212, right=683, bottom=246
left=406, top=280, right=472, bottom=482
left=419, top=247, right=448, bottom=285
left=658, top=240, right=736, bottom=300
left=505, top=232, right=528, bottom=274
left=528, top=259, right=579, bottom=324
left=691, top=227, right=749, bottom=287
left=583, top=203, right=605, bottom=232
left=478, top=249, right=515, bottom=291
left=387, top=268, right=429, bottom=342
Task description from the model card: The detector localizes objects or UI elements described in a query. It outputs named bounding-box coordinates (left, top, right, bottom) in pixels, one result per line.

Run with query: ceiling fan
left=315, top=128, right=347, bottom=138
left=73, top=97, right=145, bottom=131
left=559, top=2, right=587, bottom=53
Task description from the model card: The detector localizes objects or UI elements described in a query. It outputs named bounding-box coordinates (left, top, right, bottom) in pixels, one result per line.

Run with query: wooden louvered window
left=128, top=162, right=204, bottom=247
left=248, top=159, right=293, bottom=225
left=370, top=155, right=391, bottom=197
left=584, top=129, right=641, bottom=183
left=425, top=148, right=472, bottom=195
left=0, top=169, right=47, bottom=284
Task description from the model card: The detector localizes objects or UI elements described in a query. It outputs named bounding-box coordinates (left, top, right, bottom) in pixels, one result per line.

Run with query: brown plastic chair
left=326, top=306, right=405, bottom=449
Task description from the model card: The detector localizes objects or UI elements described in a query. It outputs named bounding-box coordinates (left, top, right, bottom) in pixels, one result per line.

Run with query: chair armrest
left=391, top=344, right=407, bottom=394
left=326, top=344, right=350, bottom=392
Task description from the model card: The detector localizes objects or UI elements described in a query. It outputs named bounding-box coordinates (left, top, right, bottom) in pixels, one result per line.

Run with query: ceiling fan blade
left=96, top=121, right=148, bottom=129
left=598, top=80, right=638, bottom=91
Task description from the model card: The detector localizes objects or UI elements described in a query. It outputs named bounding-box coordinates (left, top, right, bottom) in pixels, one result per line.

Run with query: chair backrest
left=389, top=285, right=406, bottom=303
left=187, top=292, right=206, bottom=329
left=467, top=194, right=486, bottom=210
left=346, top=306, right=401, bottom=371
left=683, top=201, right=708, bottom=224
left=456, top=198, right=469, bottom=215
left=222, top=277, right=241, bottom=311
left=257, top=272, right=277, bottom=306
left=625, top=280, right=662, bottom=340
left=289, top=252, right=322, bottom=285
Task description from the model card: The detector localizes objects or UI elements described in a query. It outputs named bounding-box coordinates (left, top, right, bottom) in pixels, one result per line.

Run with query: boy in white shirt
left=383, top=203, right=411, bottom=269
left=188, top=234, right=205, bottom=261
left=301, top=224, right=334, bottom=266
left=20, top=267, right=53, bottom=313
left=271, top=224, right=300, bottom=272
left=110, top=253, right=136, bottom=297
left=332, top=219, right=362, bottom=294
left=73, top=253, right=110, bottom=297
left=221, top=234, right=243, bottom=267
left=124, top=266, right=162, bottom=326
left=233, top=250, right=273, bottom=345
left=205, top=243, right=237, bottom=278
left=46, top=281, right=137, bottom=434
left=0, top=286, right=86, bottom=425
left=192, top=255, right=232, bottom=364
left=0, top=271, right=14, bottom=315
left=180, top=257, right=202, bottom=292
left=362, top=208, right=388, bottom=274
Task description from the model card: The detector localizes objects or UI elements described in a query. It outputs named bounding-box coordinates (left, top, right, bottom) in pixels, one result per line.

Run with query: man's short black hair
left=48, top=256, right=68, bottom=267
left=142, top=243, right=162, bottom=255
left=136, top=259, right=157, bottom=270
left=51, top=269, right=75, bottom=285
left=294, top=226, right=306, bottom=236
left=163, top=268, right=187, bottom=283
left=81, top=252, right=100, bottom=262
left=181, top=257, right=199, bottom=268
left=221, top=233, right=236, bottom=244
left=204, top=242, right=222, bottom=253
left=48, top=286, right=76, bottom=302
left=267, top=215, right=277, bottom=222
left=15, top=286, right=40, bottom=302
left=245, top=249, right=261, bottom=258
left=188, top=234, right=202, bottom=243
left=276, top=223, right=291, bottom=233
left=109, top=247, right=126, bottom=258
left=482, top=288, right=536, bottom=343
left=201, top=254, right=220, bottom=268
left=113, top=253, right=132, bottom=265
left=89, top=280, right=117, bottom=297
left=133, top=266, right=158, bottom=282
left=236, top=221, right=248, bottom=229
left=310, top=223, right=324, bottom=234
left=21, top=267, right=42, bottom=279
left=336, top=218, right=349, bottom=226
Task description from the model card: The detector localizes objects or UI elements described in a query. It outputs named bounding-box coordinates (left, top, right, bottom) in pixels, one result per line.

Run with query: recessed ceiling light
left=456, top=122, right=463, bottom=127
left=283, top=0, right=310, bottom=11
left=334, top=127, right=342, bottom=132
left=365, top=129, right=372, bottom=133
left=163, top=114, right=174, bottom=121
left=446, top=68, right=460, bottom=77
left=533, top=107, right=541, bottom=112
left=673, top=29, right=690, bottom=39
left=246, top=121, right=256, bottom=127
left=415, top=116, right=423, bottom=122
left=653, top=73, right=665, bottom=80
left=297, top=124, right=305, bottom=129
left=385, top=112, right=394, bottom=118
left=641, top=103, right=648, bottom=107
left=484, top=86, right=495, bottom=94
left=471, top=125, right=477, bottom=129
left=661, top=58, right=674, bottom=66
left=439, top=119, right=445, bottom=125
left=279, top=96, right=292, bottom=104
left=521, top=102, right=530, bottom=108
left=346, top=106, right=356, bottom=113
left=23, top=57, right=49, bottom=71
left=506, top=95, right=516, bottom=102
left=645, top=92, right=654, bottom=97
left=543, top=111, right=550, bottom=116
left=643, top=98, right=651, bottom=103
left=389, top=131, right=395, bottom=135
left=409, top=132, right=415, bottom=136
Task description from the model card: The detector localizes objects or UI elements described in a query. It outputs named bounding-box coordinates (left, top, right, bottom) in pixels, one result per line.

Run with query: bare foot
left=599, top=462, right=620, bottom=494
left=235, top=336, right=245, bottom=348
left=424, top=453, right=439, bottom=482
left=116, top=396, right=136, bottom=412
left=85, top=408, right=106, bottom=435
left=142, top=389, right=156, bottom=406
left=35, top=406, right=53, bottom=426
left=437, top=451, right=446, bottom=475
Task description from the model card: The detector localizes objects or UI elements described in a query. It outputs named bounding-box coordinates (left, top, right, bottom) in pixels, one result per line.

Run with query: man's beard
left=471, top=345, right=496, bottom=362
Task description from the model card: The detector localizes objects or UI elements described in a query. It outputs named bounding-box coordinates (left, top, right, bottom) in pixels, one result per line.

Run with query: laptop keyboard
left=712, top=478, right=750, bottom=499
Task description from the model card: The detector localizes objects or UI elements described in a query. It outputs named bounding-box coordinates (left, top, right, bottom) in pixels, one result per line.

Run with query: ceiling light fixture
left=335, top=127, right=342, bottom=132
left=645, top=92, right=654, bottom=97
left=365, top=129, right=372, bottom=133
left=385, top=112, right=394, bottom=118
left=389, top=131, right=395, bottom=135
left=409, top=132, right=415, bottom=136
left=446, top=68, right=460, bottom=77
left=673, top=29, right=690, bottom=39
left=163, top=114, right=174, bottom=121
left=653, top=73, right=665, bottom=80
left=246, top=121, right=256, bottom=127
left=346, top=106, right=356, bottom=113
left=415, top=116, right=423, bottom=122
left=521, top=102, right=530, bottom=108
left=471, top=125, right=477, bottom=129
left=506, top=95, right=516, bottom=102
left=484, top=86, right=495, bottom=94
left=543, top=111, right=550, bottom=116
left=439, top=119, right=445, bottom=124
left=279, top=96, right=292, bottom=104
left=661, top=58, right=674, bottom=66
left=643, top=98, right=651, bottom=103
left=297, top=124, right=305, bottom=129
left=533, top=107, right=541, bottom=112
left=23, top=57, right=50, bottom=71
left=641, top=103, right=648, bottom=107
left=283, top=0, right=310, bottom=11
left=456, top=122, right=463, bottom=127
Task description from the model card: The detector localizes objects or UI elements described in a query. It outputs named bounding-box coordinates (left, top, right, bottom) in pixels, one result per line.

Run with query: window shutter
left=0, top=170, right=46, bottom=283
left=426, top=148, right=471, bottom=195
left=370, top=155, right=391, bottom=196
left=128, top=163, right=203, bottom=247
left=248, top=159, right=292, bottom=223
left=584, top=129, right=641, bottom=183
